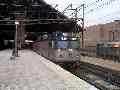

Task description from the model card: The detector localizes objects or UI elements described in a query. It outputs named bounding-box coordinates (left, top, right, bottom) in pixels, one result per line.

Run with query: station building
left=84, top=20, right=120, bottom=48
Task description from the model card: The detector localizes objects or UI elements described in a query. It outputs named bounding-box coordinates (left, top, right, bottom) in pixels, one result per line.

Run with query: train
left=33, top=32, right=81, bottom=68
left=96, top=41, right=120, bottom=62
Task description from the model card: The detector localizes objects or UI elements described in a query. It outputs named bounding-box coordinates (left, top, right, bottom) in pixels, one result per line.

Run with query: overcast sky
left=45, top=0, right=120, bottom=26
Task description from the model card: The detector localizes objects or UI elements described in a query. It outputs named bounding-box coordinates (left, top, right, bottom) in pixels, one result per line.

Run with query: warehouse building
left=84, top=20, right=120, bottom=48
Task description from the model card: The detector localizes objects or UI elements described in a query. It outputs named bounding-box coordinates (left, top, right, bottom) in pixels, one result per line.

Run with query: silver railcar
left=34, top=37, right=80, bottom=63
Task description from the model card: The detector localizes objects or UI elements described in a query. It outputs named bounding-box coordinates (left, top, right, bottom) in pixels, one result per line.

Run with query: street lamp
left=13, top=21, right=19, bottom=57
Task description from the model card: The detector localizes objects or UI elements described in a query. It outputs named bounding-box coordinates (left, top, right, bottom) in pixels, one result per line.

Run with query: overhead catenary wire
left=85, top=0, right=120, bottom=24
left=85, top=0, right=117, bottom=15
left=67, top=0, right=117, bottom=17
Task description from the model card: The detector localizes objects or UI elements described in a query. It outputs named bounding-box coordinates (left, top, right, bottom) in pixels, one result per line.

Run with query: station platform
left=0, top=50, right=98, bottom=90
left=81, top=56, right=120, bottom=72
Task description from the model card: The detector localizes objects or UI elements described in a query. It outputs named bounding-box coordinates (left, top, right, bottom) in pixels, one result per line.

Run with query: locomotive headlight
left=61, top=37, right=67, bottom=40
left=72, top=38, right=77, bottom=40
left=58, top=49, right=61, bottom=52
left=76, top=55, right=80, bottom=58
left=68, top=49, right=73, bottom=52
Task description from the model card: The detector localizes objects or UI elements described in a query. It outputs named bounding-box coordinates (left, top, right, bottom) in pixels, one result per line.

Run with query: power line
left=85, top=0, right=117, bottom=15
left=60, top=0, right=119, bottom=26
left=65, top=0, right=115, bottom=18
left=85, top=0, right=104, bottom=8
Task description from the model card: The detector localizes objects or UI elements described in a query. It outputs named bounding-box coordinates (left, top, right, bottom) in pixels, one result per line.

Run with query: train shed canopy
left=0, top=0, right=81, bottom=33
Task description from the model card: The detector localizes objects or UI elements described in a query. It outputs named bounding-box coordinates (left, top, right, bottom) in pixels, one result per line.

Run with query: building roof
left=0, top=0, right=80, bottom=32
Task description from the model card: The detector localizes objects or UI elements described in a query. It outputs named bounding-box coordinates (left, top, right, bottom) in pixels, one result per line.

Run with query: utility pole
left=75, top=8, right=78, bottom=21
left=81, top=4, right=85, bottom=48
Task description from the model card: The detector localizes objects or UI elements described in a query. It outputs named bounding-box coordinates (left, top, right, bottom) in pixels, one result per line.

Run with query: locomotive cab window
left=52, top=37, right=80, bottom=49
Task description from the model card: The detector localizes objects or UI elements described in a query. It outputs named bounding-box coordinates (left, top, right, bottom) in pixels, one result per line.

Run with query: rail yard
left=0, top=0, right=120, bottom=90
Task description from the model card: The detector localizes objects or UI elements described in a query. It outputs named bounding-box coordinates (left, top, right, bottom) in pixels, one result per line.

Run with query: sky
left=44, top=0, right=120, bottom=26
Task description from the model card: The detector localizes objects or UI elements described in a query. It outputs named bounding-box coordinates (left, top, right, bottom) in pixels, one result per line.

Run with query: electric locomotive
left=33, top=32, right=80, bottom=65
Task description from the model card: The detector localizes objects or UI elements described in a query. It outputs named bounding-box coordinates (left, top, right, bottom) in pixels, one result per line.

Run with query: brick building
left=83, top=20, right=120, bottom=48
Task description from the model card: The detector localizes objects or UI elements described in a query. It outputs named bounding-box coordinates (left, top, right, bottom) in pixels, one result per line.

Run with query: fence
left=80, top=46, right=120, bottom=63
left=80, top=47, right=96, bottom=57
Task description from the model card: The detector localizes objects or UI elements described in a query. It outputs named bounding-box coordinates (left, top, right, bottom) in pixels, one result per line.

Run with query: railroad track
left=33, top=45, right=120, bottom=90
left=60, top=62, right=120, bottom=90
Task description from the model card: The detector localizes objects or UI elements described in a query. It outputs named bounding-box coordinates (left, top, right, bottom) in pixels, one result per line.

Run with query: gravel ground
left=0, top=49, right=99, bottom=90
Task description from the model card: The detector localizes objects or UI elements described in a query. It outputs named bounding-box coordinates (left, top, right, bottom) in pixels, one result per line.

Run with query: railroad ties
left=64, top=56, right=120, bottom=90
